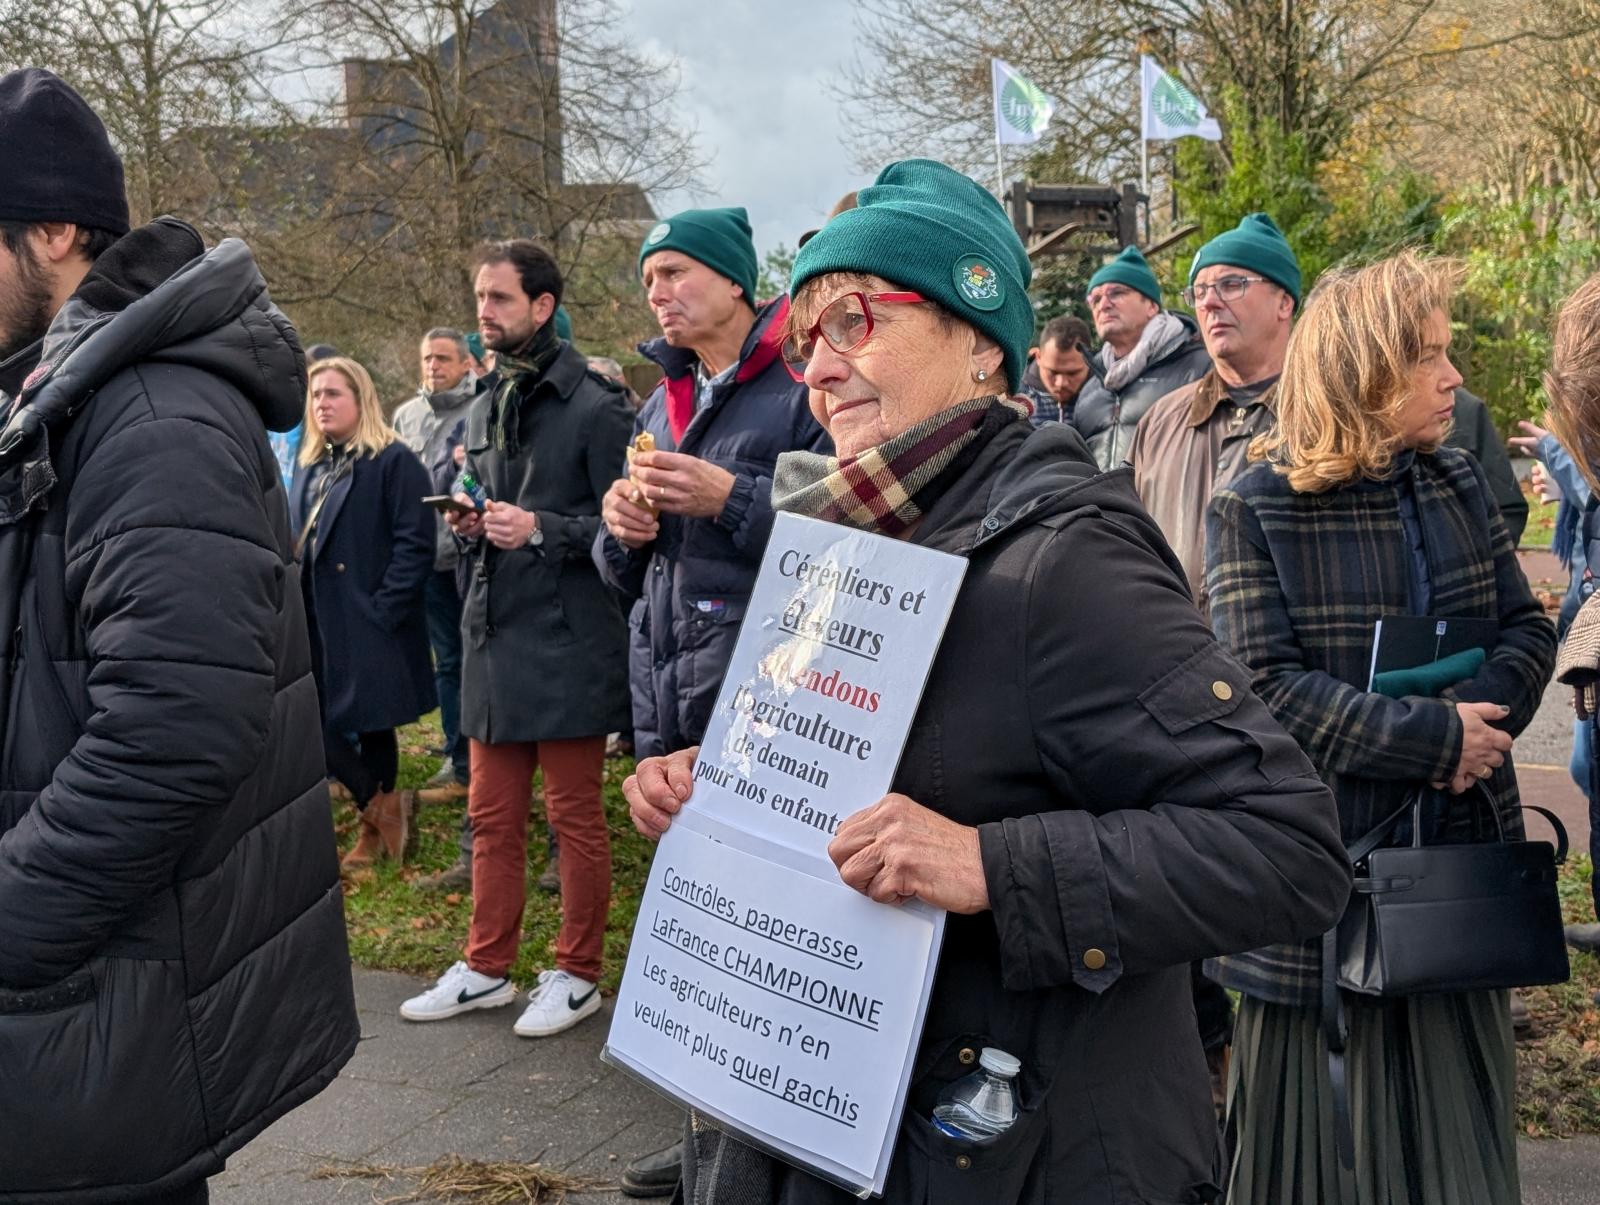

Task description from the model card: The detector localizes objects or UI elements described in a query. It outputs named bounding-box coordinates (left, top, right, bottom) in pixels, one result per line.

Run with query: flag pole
left=995, top=133, right=1005, bottom=197
left=1137, top=35, right=1152, bottom=243
left=1140, top=137, right=1150, bottom=242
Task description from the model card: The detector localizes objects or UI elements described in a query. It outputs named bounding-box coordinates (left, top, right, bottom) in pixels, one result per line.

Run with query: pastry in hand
left=626, top=431, right=658, bottom=515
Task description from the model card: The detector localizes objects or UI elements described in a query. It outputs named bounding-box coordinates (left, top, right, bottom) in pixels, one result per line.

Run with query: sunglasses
left=781, top=291, right=926, bottom=382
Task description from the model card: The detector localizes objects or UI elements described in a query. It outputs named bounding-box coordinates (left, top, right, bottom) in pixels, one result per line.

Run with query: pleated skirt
left=1225, top=991, right=1520, bottom=1205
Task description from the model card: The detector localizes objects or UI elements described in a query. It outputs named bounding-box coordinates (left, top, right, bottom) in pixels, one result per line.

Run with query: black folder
left=1367, top=615, right=1499, bottom=695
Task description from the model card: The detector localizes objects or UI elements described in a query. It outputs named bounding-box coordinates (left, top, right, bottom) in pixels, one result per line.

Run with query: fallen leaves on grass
left=311, top=1155, right=608, bottom=1203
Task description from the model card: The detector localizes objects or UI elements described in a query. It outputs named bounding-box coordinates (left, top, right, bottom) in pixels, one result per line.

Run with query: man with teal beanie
left=1090, top=242, right=1164, bottom=305
left=1127, top=211, right=1302, bottom=1116
left=1072, top=242, right=1210, bottom=470
left=636, top=206, right=759, bottom=310
left=1131, top=211, right=1298, bottom=610
left=1187, top=211, right=1302, bottom=305
left=605, top=201, right=825, bottom=1199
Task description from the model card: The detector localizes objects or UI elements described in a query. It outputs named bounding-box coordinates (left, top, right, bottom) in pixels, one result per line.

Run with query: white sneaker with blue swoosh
left=513, top=968, right=601, bottom=1037
left=399, top=960, right=517, bottom=1021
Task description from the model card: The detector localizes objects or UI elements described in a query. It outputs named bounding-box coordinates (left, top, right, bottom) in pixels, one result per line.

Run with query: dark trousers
left=424, top=568, right=468, bottom=776
left=325, top=727, right=398, bottom=808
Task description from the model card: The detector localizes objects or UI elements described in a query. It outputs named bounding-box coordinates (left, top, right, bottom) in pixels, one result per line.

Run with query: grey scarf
left=1101, top=309, right=1186, bottom=392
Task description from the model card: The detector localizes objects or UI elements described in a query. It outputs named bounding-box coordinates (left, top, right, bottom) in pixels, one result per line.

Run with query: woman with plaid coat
left=1206, top=253, right=1556, bottom=1204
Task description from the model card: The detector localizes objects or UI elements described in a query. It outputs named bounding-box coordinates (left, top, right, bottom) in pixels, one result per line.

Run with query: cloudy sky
left=628, top=0, right=868, bottom=262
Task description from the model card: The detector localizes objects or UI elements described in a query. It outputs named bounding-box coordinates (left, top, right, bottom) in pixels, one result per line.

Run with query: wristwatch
left=526, top=514, right=544, bottom=548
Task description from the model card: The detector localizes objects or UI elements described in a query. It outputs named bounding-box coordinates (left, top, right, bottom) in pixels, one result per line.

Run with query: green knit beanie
left=1188, top=212, right=1301, bottom=305
left=789, top=159, right=1033, bottom=391
left=1087, top=245, right=1162, bottom=304
left=638, top=207, right=759, bottom=310
left=553, top=304, right=573, bottom=342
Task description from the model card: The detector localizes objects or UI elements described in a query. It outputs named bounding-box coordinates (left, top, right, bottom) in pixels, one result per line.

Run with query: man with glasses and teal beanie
left=1072, top=243, right=1210, bottom=470
left=1123, top=211, right=1299, bottom=1118
left=598, top=208, right=827, bottom=1196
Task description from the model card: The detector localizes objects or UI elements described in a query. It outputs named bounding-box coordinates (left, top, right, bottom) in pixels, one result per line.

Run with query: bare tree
left=0, top=0, right=292, bottom=224
left=276, top=0, right=700, bottom=329
left=839, top=0, right=1585, bottom=185
left=1401, top=0, right=1600, bottom=216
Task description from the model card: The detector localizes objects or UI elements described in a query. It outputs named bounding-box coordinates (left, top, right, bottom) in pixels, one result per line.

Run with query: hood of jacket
left=418, top=374, right=480, bottom=414
left=0, top=217, right=305, bottom=521
left=918, top=415, right=1174, bottom=564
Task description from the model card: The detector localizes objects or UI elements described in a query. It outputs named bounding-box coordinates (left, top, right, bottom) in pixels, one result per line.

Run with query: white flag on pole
left=1140, top=55, right=1222, bottom=141
left=992, top=58, right=1055, bottom=146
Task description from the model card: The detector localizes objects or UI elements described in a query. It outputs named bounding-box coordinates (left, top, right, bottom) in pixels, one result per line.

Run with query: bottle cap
left=979, top=1047, right=1020, bottom=1077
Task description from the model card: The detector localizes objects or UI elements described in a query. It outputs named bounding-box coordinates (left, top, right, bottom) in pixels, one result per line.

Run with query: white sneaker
left=400, top=960, right=517, bottom=1022
left=512, top=968, right=602, bottom=1037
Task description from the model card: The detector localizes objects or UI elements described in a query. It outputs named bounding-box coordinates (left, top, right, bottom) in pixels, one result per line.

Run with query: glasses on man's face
left=781, top=291, right=926, bottom=382
left=1087, top=284, right=1133, bottom=311
left=1181, top=275, right=1267, bottom=307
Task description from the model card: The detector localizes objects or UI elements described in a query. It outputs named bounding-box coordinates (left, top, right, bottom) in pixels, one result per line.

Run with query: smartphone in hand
left=423, top=494, right=481, bottom=515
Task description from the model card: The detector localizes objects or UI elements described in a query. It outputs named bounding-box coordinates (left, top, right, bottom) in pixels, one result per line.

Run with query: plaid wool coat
left=1203, top=446, right=1556, bottom=1005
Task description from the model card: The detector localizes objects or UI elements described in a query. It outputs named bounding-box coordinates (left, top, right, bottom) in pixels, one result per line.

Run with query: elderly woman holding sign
left=625, top=159, right=1350, bottom=1205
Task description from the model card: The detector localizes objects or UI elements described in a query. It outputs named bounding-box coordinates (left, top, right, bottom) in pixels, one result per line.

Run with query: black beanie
left=0, top=68, right=130, bottom=235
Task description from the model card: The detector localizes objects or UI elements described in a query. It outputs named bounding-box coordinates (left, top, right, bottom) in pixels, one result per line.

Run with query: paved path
left=213, top=968, right=1600, bottom=1202
left=213, top=969, right=680, bottom=1203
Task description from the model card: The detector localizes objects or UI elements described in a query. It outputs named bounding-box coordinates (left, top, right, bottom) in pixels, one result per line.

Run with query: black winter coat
left=1444, top=386, right=1528, bottom=547
left=290, top=441, right=438, bottom=733
left=745, top=420, right=1349, bottom=1205
left=593, top=298, right=830, bottom=757
left=460, top=342, right=636, bottom=743
left=0, top=220, right=357, bottom=1200
left=1071, top=312, right=1211, bottom=470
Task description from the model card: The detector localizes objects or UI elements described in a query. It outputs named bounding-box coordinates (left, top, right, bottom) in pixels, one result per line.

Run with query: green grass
left=343, top=716, right=1600, bottom=1134
left=335, top=713, right=653, bottom=995
left=1516, top=853, right=1600, bottom=1136
left=1521, top=491, right=1561, bottom=552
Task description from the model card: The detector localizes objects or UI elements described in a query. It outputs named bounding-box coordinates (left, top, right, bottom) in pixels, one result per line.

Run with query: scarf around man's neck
left=488, top=322, right=563, bottom=453
left=770, top=394, right=1028, bottom=536
left=1102, top=309, right=1186, bottom=392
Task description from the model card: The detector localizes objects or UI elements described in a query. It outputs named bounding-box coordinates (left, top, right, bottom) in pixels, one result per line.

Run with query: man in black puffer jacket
left=0, top=69, right=357, bottom=1204
left=1070, top=245, right=1211, bottom=471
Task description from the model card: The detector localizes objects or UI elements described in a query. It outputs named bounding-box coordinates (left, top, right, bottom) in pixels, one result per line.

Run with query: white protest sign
left=604, top=513, right=967, bottom=1195
left=606, top=815, right=942, bottom=1196
left=682, top=512, right=967, bottom=861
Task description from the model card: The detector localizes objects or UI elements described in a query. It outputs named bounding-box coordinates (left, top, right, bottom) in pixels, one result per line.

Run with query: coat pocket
left=1138, top=641, right=1309, bottom=786
left=898, top=1096, right=1049, bottom=1204
left=0, top=969, right=95, bottom=1016
left=0, top=957, right=207, bottom=1191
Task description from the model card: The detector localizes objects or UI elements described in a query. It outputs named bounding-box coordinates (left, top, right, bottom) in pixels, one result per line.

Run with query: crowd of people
left=3, top=65, right=1599, bottom=1205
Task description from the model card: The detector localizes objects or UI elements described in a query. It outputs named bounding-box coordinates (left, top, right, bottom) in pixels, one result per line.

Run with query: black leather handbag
left=1333, top=784, right=1570, bottom=997
left=1322, top=783, right=1570, bottom=1166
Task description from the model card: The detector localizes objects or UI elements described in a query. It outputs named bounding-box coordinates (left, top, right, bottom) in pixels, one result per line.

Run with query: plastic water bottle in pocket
left=930, top=1047, right=1020, bottom=1141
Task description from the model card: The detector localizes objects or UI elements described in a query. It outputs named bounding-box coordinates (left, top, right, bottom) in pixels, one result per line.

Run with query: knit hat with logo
left=638, top=207, right=759, bottom=310
left=788, top=158, right=1034, bottom=391
left=1188, top=212, right=1302, bottom=306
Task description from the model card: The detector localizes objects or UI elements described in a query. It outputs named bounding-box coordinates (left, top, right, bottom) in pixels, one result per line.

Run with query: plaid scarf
left=487, top=322, right=563, bottom=453
left=771, top=395, right=1027, bottom=535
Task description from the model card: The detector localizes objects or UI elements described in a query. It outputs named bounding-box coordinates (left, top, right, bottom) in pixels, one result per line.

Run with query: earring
left=974, top=368, right=989, bottom=382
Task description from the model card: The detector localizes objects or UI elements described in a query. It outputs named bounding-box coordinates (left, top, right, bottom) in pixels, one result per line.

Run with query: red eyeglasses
left=781, top=291, right=927, bottom=382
